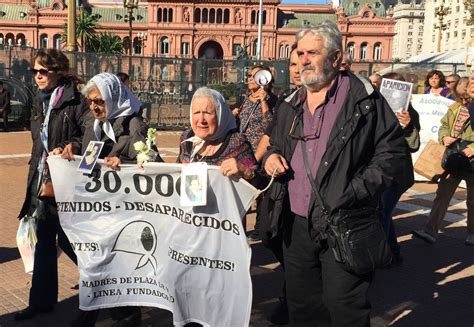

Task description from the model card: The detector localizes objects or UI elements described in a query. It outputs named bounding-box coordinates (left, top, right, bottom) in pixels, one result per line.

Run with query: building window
left=217, top=9, right=222, bottom=23
left=373, top=43, right=382, bottom=60
left=40, top=34, right=48, bottom=48
left=224, top=9, right=230, bottom=23
left=347, top=42, right=355, bottom=59
left=251, top=10, right=256, bottom=24
left=163, top=8, right=168, bottom=22
left=408, top=25, right=413, bottom=29
left=432, top=35, right=435, bottom=42
left=409, top=18, right=413, bottom=23
left=160, top=36, right=169, bottom=55
left=410, top=11, right=414, bottom=15
left=157, top=8, right=162, bottom=22
left=408, top=32, right=413, bottom=35
left=53, top=34, right=61, bottom=49
left=285, top=45, right=290, bottom=58
left=202, top=8, right=208, bottom=23
left=262, top=10, right=267, bottom=24
left=360, top=43, right=367, bottom=60
left=181, top=42, right=189, bottom=56
left=454, top=31, right=458, bottom=37
left=209, top=8, right=215, bottom=23
left=233, top=44, right=241, bottom=56
left=194, top=8, right=201, bottom=23
left=252, top=39, right=258, bottom=57
left=279, top=44, right=285, bottom=58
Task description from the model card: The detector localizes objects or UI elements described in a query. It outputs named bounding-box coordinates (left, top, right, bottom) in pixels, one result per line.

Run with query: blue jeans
left=382, top=186, right=401, bottom=256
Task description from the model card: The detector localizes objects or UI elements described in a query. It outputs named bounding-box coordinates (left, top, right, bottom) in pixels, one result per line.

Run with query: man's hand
left=59, top=144, right=75, bottom=161
left=443, top=136, right=458, bottom=146
left=104, top=156, right=121, bottom=171
left=51, top=147, right=63, bottom=155
left=264, top=153, right=289, bottom=177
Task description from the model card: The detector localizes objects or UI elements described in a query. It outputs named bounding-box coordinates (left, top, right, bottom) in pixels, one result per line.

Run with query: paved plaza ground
left=0, top=131, right=473, bottom=327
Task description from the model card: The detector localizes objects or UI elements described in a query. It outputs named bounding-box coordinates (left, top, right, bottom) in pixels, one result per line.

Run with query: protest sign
left=411, top=94, right=455, bottom=182
left=380, top=78, right=413, bottom=113
left=48, top=156, right=259, bottom=326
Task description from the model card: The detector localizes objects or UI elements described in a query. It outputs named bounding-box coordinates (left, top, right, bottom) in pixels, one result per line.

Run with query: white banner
left=410, top=94, right=455, bottom=181
left=48, top=156, right=259, bottom=326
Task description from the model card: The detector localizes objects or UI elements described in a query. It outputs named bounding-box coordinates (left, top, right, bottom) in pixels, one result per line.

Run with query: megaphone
left=253, top=69, right=273, bottom=87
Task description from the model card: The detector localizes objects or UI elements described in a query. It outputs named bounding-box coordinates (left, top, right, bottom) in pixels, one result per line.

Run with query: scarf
left=90, top=73, right=141, bottom=143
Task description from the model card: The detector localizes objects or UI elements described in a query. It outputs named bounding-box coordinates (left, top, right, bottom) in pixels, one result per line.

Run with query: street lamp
left=137, top=32, right=147, bottom=56
left=124, top=0, right=139, bottom=56
left=434, top=0, right=449, bottom=53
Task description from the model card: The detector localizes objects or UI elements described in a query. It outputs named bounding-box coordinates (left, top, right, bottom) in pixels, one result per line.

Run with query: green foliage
left=93, top=33, right=123, bottom=55
left=62, top=8, right=99, bottom=51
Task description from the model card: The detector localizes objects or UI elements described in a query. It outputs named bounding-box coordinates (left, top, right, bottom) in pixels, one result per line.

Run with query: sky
left=281, top=0, right=329, bottom=3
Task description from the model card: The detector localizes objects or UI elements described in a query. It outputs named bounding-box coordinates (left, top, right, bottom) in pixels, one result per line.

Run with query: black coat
left=76, top=113, right=148, bottom=162
left=18, top=79, right=91, bottom=218
left=262, top=72, right=407, bottom=239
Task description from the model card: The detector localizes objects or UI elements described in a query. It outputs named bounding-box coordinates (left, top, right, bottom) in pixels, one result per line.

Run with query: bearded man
left=262, top=21, right=406, bottom=326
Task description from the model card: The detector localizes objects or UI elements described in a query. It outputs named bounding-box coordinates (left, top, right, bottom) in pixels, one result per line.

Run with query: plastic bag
left=16, top=215, right=37, bottom=274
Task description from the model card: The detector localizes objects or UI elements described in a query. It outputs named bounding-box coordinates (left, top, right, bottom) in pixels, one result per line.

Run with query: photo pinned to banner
left=78, top=141, right=104, bottom=174
left=380, top=78, right=413, bottom=113
left=180, top=162, right=208, bottom=207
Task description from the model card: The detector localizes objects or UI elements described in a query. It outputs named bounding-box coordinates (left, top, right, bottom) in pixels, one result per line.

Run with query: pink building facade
left=0, top=0, right=395, bottom=62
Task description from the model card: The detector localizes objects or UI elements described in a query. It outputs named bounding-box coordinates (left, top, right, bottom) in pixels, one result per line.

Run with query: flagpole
left=256, top=0, right=263, bottom=60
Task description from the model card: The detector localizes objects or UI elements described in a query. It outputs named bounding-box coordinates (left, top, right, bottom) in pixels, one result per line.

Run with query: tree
left=63, top=7, right=99, bottom=52
left=94, top=33, right=123, bottom=55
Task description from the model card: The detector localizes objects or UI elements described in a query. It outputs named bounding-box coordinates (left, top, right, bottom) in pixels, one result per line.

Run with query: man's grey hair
left=296, top=21, right=343, bottom=59
left=191, top=87, right=219, bottom=112
left=81, top=80, right=99, bottom=97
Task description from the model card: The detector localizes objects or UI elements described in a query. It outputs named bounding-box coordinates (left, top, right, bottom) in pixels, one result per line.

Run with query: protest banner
left=411, top=94, right=456, bottom=182
left=380, top=78, right=413, bottom=113
left=48, top=156, right=259, bottom=326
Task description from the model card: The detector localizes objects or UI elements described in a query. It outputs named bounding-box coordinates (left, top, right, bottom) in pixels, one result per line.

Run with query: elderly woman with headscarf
left=58, top=72, right=154, bottom=326
left=60, top=72, right=160, bottom=167
left=179, top=87, right=257, bottom=180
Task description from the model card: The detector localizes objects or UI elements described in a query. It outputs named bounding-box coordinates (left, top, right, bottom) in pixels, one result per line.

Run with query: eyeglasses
left=287, top=109, right=325, bottom=141
left=88, top=98, right=105, bottom=106
left=446, top=80, right=456, bottom=84
left=30, top=68, right=54, bottom=76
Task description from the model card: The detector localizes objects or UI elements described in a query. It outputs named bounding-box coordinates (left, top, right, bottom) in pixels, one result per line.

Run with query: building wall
left=422, top=0, right=473, bottom=54
left=0, top=0, right=396, bottom=62
left=337, top=3, right=396, bottom=62
left=392, top=2, right=425, bottom=60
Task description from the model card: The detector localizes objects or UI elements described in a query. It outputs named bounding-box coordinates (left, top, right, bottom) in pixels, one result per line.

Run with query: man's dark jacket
left=262, top=72, right=407, bottom=239
left=18, top=79, right=91, bottom=218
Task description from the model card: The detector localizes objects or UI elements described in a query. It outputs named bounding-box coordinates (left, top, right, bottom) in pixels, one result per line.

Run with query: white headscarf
left=184, top=87, right=236, bottom=161
left=90, top=73, right=141, bottom=143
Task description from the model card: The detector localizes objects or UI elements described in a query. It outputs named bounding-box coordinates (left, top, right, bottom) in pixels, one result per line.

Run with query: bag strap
left=301, top=140, right=328, bottom=216
left=240, top=99, right=261, bottom=133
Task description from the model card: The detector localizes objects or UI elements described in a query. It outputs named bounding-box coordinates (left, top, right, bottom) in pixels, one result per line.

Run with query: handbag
left=441, top=139, right=474, bottom=173
left=16, top=214, right=38, bottom=274
left=413, top=140, right=446, bottom=181
left=301, top=141, right=392, bottom=274
left=37, top=162, right=55, bottom=202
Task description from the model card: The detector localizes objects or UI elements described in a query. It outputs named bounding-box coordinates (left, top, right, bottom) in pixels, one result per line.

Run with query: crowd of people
left=11, top=20, right=474, bottom=327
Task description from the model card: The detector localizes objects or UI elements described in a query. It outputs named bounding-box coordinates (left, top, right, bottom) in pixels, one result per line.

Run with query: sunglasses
left=88, top=98, right=106, bottom=106
left=30, top=68, right=55, bottom=76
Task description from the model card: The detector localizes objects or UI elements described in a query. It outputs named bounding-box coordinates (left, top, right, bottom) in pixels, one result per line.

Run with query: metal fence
left=0, top=45, right=467, bottom=129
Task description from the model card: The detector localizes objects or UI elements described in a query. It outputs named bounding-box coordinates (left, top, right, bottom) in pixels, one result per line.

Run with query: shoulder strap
left=301, top=140, right=328, bottom=215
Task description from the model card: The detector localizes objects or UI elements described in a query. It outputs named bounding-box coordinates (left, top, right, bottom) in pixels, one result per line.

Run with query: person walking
left=263, top=21, right=406, bottom=326
left=15, top=49, right=90, bottom=321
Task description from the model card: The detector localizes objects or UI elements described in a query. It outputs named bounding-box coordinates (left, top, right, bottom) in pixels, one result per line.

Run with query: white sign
left=48, top=156, right=258, bottom=327
left=411, top=94, right=455, bottom=181
left=380, top=78, right=413, bottom=113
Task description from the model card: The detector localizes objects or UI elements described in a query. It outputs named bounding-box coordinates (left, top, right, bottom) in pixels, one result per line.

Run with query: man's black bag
left=301, top=141, right=392, bottom=275
left=441, top=140, right=474, bottom=173
left=326, top=207, right=392, bottom=275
